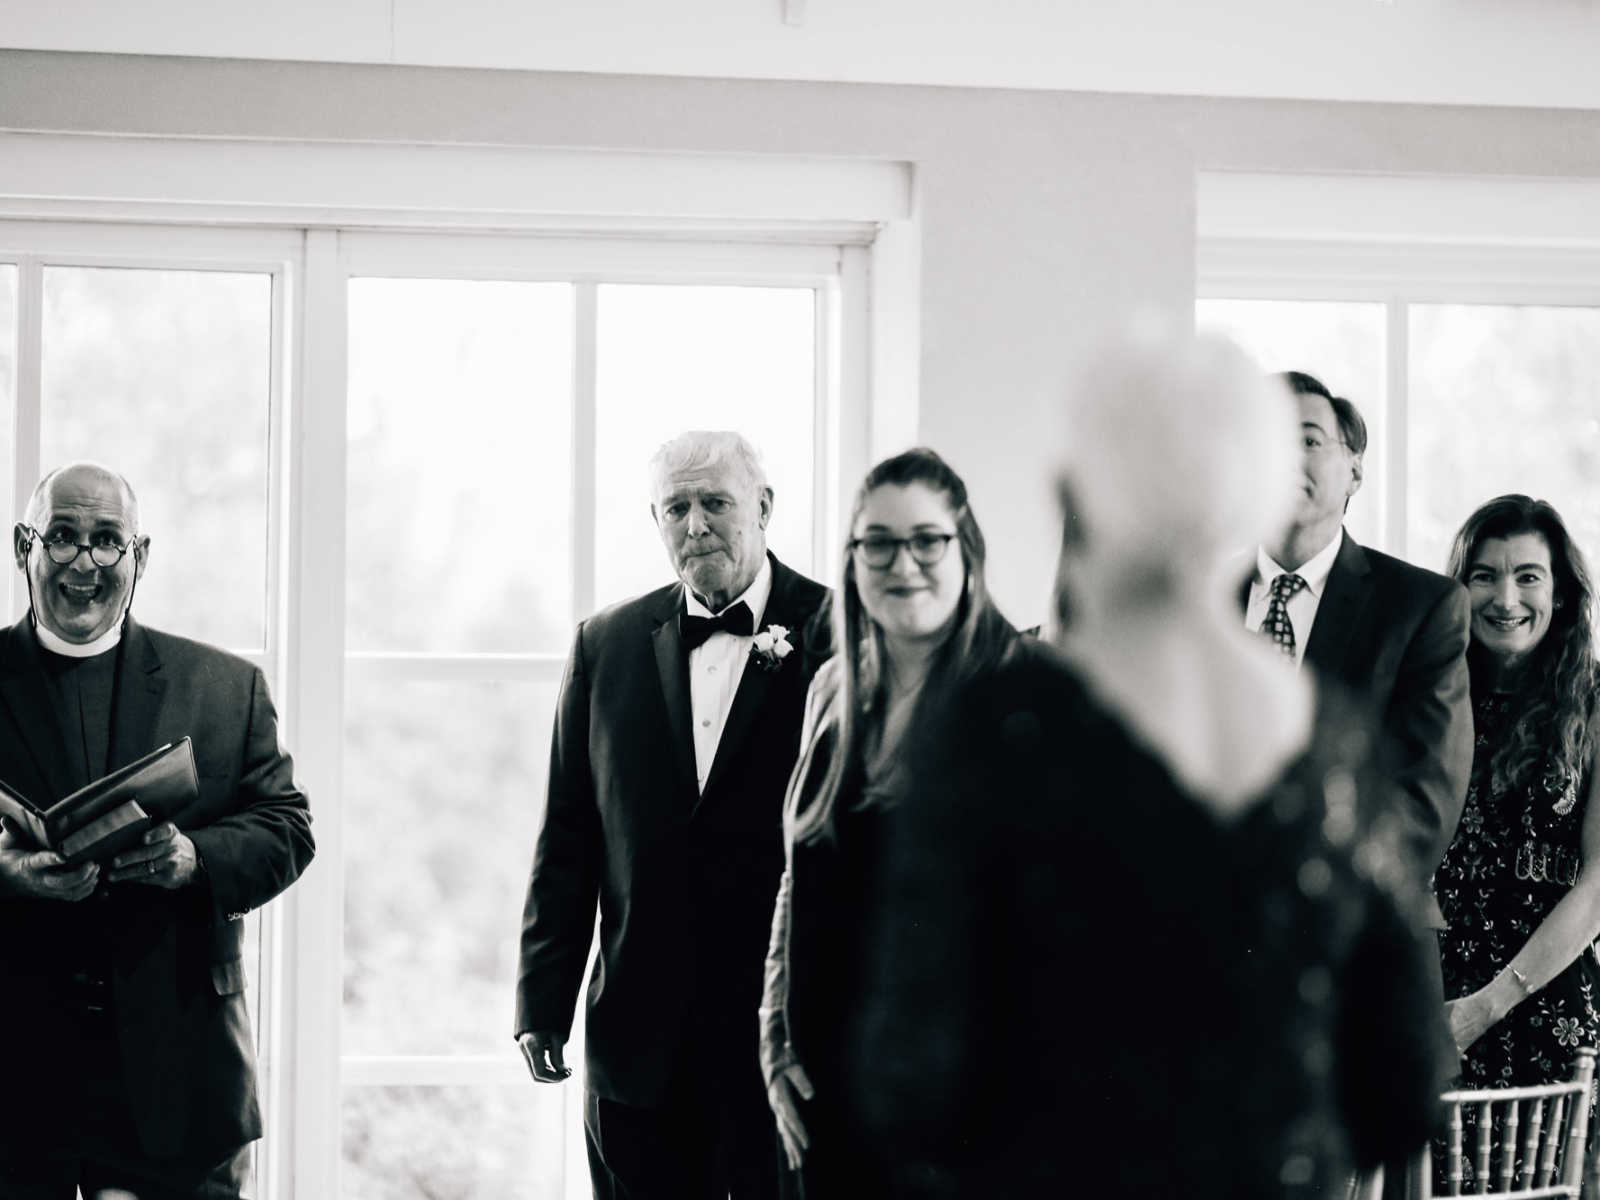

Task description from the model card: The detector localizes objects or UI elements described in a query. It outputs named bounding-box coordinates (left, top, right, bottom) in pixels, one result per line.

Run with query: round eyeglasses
left=849, top=532, right=956, bottom=569
left=25, top=526, right=137, bottom=568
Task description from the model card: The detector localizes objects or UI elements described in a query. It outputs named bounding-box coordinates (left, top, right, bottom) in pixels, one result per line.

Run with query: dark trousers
left=584, top=1068, right=781, bottom=1200
left=0, top=990, right=250, bottom=1200
left=0, top=1145, right=250, bottom=1200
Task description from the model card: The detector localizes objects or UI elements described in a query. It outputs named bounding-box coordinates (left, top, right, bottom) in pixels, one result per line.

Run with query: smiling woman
left=1435, top=494, right=1600, bottom=1186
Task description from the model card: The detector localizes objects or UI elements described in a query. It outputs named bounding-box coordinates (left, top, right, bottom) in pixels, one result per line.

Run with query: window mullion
left=1384, top=297, right=1410, bottom=560
left=12, top=257, right=43, bottom=620
left=571, top=282, right=598, bottom=625
left=282, top=227, right=348, bottom=1200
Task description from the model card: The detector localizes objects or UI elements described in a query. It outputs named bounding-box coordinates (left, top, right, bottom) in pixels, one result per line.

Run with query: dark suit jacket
left=515, top=553, right=830, bottom=1107
left=0, top=616, right=315, bottom=1163
left=1241, top=530, right=1473, bottom=927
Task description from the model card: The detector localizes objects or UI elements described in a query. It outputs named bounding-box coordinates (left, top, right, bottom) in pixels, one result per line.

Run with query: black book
left=0, top=737, right=199, bottom=866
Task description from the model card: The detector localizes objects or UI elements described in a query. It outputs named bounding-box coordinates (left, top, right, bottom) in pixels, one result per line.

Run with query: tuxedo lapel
left=700, top=556, right=808, bottom=804
left=110, top=617, right=166, bottom=772
left=1303, top=530, right=1371, bottom=678
left=0, top=620, right=77, bottom=802
left=650, top=591, right=701, bottom=804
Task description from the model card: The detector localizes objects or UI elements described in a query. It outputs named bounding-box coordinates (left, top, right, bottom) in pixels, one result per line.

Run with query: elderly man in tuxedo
left=1245, top=371, right=1472, bottom=958
left=516, top=430, right=830, bottom=1199
left=0, top=462, right=315, bottom=1199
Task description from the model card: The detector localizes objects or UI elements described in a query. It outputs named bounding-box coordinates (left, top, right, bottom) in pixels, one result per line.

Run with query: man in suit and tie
left=516, top=430, right=830, bottom=1199
left=0, top=462, right=315, bottom=1198
left=1245, top=371, right=1473, bottom=959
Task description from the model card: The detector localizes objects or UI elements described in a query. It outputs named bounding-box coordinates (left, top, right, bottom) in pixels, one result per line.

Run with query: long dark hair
left=787, top=447, right=1016, bottom=846
left=1445, top=494, right=1599, bottom=799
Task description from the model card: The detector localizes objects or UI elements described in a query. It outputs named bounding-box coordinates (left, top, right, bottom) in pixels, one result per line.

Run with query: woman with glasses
left=758, top=446, right=1024, bottom=1196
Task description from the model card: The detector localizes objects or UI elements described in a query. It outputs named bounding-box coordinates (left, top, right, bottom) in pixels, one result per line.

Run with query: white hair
left=1058, top=320, right=1298, bottom=579
left=648, top=431, right=769, bottom=502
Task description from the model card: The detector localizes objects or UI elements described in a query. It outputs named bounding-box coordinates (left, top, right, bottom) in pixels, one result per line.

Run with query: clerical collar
left=31, top=612, right=124, bottom=659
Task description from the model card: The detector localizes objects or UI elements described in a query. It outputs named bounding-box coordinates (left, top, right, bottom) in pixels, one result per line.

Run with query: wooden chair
left=1409, top=1046, right=1597, bottom=1198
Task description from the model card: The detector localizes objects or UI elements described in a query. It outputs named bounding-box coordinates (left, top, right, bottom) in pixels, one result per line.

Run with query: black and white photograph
left=2, top=3, right=1600, bottom=1196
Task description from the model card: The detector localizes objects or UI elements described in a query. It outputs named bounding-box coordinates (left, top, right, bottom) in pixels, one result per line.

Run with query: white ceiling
left=3, top=0, right=1600, bottom=111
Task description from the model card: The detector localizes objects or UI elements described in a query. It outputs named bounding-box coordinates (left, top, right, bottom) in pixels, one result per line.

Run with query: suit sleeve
left=186, top=666, right=316, bottom=924
left=514, top=622, right=603, bottom=1041
left=1384, top=580, right=1474, bottom=882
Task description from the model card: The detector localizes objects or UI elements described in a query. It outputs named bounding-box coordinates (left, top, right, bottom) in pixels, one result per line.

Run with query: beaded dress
left=1438, top=693, right=1600, bottom=1089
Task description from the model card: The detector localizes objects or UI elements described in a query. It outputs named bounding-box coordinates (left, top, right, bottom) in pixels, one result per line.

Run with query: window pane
left=594, top=285, right=815, bottom=611
left=1196, top=298, right=1387, bottom=550
left=347, top=279, right=573, bottom=654
left=1408, top=305, right=1600, bottom=575
left=0, top=264, right=14, bottom=616
left=342, top=678, right=556, bottom=1055
left=343, top=1085, right=563, bottom=1200
left=39, top=267, right=272, bottom=650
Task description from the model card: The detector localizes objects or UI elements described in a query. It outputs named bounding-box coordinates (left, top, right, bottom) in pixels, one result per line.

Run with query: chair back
left=1414, top=1045, right=1597, bottom=1198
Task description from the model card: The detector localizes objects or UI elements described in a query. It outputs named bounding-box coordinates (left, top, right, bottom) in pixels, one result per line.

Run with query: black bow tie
left=680, top=601, right=755, bottom=650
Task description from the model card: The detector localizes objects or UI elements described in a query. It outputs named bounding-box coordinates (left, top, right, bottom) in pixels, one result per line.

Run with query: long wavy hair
left=1445, top=494, right=1599, bottom=799
left=787, top=448, right=1016, bottom=846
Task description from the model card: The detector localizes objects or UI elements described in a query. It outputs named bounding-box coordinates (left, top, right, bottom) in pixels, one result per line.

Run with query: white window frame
left=333, top=229, right=853, bottom=1200
left=0, top=132, right=917, bottom=1199
left=1197, top=171, right=1600, bottom=562
left=0, top=217, right=300, bottom=1195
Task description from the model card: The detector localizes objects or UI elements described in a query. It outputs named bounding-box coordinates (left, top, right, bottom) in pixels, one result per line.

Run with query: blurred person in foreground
left=846, top=330, right=1447, bottom=1196
left=0, top=462, right=315, bottom=1199
left=1242, top=370, right=1473, bottom=988
left=515, top=431, right=830, bottom=1199
left=1433, top=496, right=1600, bottom=1183
left=759, top=447, right=1022, bottom=1196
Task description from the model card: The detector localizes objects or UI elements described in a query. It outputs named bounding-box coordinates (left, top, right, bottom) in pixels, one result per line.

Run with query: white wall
left=5, top=0, right=1600, bottom=108
left=3, top=50, right=1600, bottom=624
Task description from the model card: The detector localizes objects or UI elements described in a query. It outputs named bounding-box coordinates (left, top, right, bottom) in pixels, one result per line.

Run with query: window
left=1196, top=296, right=1600, bottom=575
left=337, top=236, right=839, bottom=1199
left=40, top=266, right=273, bottom=649
left=0, top=222, right=292, bottom=1196
left=1197, top=173, right=1600, bottom=574
left=1, top=264, right=16, bottom=518
left=0, top=137, right=898, bottom=1199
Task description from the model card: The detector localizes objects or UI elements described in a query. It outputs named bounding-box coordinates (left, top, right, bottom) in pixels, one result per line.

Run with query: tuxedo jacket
left=0, top=616, right=315, bottom=1163
left=515, top=553, right=830, bottom=1107
left=1241, top=530, right=1472, bottom=927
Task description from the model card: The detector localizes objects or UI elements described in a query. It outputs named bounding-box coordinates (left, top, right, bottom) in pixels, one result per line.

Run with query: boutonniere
left=750, top=624, right=794, bottom=672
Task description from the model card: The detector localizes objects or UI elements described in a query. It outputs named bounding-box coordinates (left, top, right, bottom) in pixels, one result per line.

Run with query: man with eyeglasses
left=1241, top=373, right=1471, bottom=1020
left=515, top=431, right=829, bottom=1200
left=0, top=461, right=314, bottom=1200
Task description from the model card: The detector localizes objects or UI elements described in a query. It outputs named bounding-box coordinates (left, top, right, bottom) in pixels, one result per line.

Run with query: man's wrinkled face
left=652, top=459, right=771, bottom=610
left=13, top=467, right=147, bottom=644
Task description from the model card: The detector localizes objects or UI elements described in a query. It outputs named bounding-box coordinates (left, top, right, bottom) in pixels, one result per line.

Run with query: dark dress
left=1435, top=692, right=1600, bottom=1181
left=843, top=641, right=1445, bottom=1197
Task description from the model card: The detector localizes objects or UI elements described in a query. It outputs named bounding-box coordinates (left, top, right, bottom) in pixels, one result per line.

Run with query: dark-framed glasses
left=24, top=526, right=137, bottom=568
left=849, top=531, right=956, bottom=569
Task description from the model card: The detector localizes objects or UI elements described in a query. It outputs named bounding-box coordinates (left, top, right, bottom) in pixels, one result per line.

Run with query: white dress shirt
left=1245, top=533, right=1343, bottom=668
left=685, top=557, right=773, bottom=793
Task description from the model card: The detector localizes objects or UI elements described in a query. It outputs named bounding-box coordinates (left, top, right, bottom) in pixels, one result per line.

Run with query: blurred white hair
left=648, top=431, right=769, bottom=501
left=1058, top=320, right=1298, bottom=579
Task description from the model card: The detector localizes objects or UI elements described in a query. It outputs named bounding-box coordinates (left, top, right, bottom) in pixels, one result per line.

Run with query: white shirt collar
left=1256, top=530, right=1342, bottom=599
left=684, top=556, right=773, bottom=631
left=31, top=612, right=124, bottom=659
